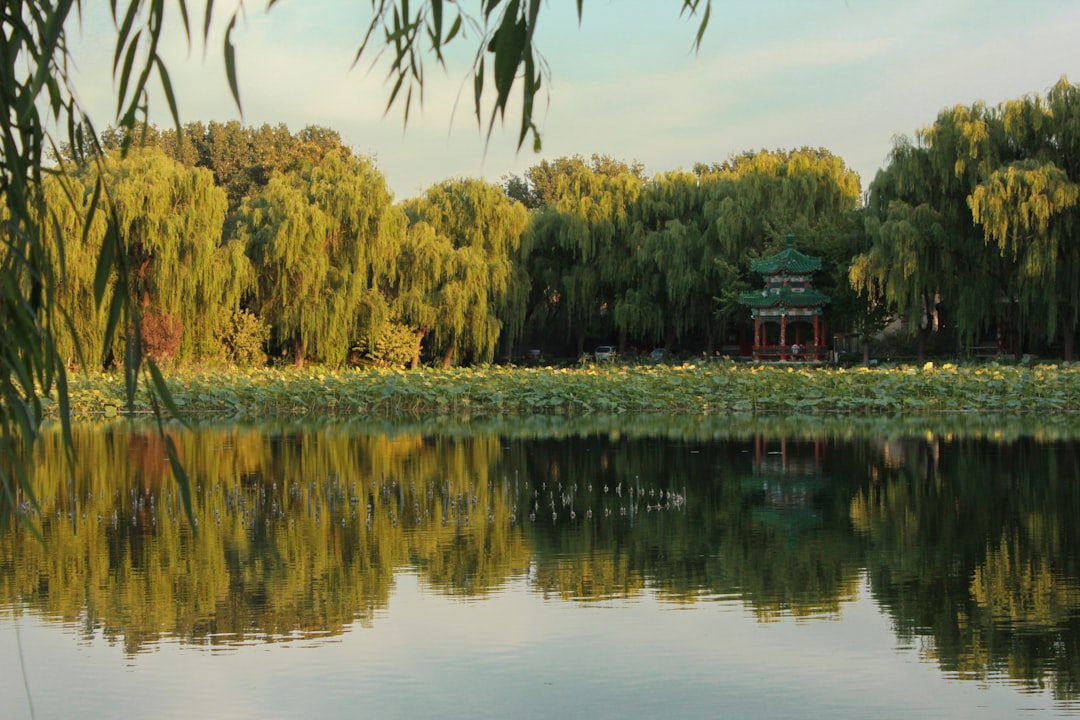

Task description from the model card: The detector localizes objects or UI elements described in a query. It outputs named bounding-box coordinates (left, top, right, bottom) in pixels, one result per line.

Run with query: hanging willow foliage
left=401, top=178, right=529, bottom=367
left=855, top=77, right=1080, bottom=359
left=38, top=149, right=251, bottom=368
left=619, top=170, right=716, bottom=347
left=1, top=1, right=205, bottom=531
left=238, top=150, right=403, bottom=368
left=524, top=157, right=644, bottom=353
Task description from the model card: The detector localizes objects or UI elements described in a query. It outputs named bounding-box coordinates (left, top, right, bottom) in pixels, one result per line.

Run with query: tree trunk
left=410, top=328, right=427, bottom=369
left=440, top=344, right=455, bottom=369
left=915, top=292, right=930, bottom=363
left=1062, top=306, right=1077, bottom=362
left=500, top=326, right=515, bottom=364
left=706, top=320, right=718, bottom=356
left=294, top=338, right=306, bottom=369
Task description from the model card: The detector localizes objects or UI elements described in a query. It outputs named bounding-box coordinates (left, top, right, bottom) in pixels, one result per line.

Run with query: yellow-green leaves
left=239, top=151, right=402, bottom=368
left=402, top=178, right=529, bottom=366
left=859, top=78, right=1080, bottom=357
left=970, top=161, right=1079, bottom=257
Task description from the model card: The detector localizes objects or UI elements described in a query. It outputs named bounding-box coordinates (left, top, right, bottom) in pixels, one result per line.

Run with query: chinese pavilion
left=738, top=235, right=830, bottom=361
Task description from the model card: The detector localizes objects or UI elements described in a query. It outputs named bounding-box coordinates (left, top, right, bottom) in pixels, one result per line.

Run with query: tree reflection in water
left=1, top=416, right=1079, bottom=704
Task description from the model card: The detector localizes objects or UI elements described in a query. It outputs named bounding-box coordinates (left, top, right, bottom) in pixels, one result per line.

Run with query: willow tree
left=96, top=149, right=251, bottom=365
left=708, top=148, right=860, bottom=251
left=523, top=156, right=644, bottom=354
left=29, top=149, right=247, bottom=368
left=399, top=178, right=529, bottom=367
left=620, top=170, right=720, bottom=351
left=849, top=164, right=954, bottom=360
left=854, top=81, right=1080, bottom=359
left=967, top=83, right=1080, bottom=359
left=238, top=150, right=403, bottom=368
left=851, top=104, right=1002, bottom=358
left=704, top=148, right=861, bottom=341
left=969, top=160, right=1079, bottom=356
left=36, top=173, right=112, bottom=369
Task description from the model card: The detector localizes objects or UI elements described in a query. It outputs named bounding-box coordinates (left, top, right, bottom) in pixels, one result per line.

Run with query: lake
left=2, top=416, right=1079, bottom=719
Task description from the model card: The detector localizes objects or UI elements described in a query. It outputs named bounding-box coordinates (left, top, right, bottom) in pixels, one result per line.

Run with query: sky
left=66, top=0, right=1080, bottom=201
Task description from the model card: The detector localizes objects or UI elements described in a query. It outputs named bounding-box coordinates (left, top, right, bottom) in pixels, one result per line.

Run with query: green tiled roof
left=738, top=287, right=831, bottom=309
left=749, top=236, right=823, bottom=275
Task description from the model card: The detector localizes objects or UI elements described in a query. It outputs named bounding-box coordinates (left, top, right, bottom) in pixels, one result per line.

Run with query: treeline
left=34, top=77, right=1080, bottom=368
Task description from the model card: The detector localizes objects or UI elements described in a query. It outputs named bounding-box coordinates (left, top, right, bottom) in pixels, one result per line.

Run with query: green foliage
left=523, top=156, right=645, bottom=353
left=854, top=78, right=1080, bottom=359
left=360, top=321, right=421, bottom=368
left=49, top=363, right=1080, bottom=418
left=221, top=309, right=270, bottom=367
left=95, top=120, right=353, bottom=207
left=623, top=170, right=720, bottom=349
left=399, top=178, right=529, bottom=367
left=38, top=148, right=253, bottom=369
left=238, top=150, right=403, bottom=368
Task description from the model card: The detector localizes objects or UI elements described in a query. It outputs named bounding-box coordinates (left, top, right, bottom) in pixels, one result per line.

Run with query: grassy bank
left=50, top=361, right=1080, bottom=418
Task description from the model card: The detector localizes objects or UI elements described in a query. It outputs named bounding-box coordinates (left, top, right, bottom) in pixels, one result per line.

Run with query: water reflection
left=2, top=418, right=1080, bottom=709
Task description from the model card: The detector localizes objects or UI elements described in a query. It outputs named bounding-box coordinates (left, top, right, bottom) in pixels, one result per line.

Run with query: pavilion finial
left=785, top=233, right=795, bottom=247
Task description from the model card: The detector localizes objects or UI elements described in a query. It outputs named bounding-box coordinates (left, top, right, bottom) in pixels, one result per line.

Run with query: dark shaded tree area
left=509, top=149, right=862, bottom=358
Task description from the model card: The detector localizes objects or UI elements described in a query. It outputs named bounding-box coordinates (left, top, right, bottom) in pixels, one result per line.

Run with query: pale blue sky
left=69, top=1, right=1080, bottom=200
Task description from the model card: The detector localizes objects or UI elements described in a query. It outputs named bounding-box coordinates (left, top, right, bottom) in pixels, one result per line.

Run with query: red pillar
left=780, top=314, right=787, bottom=352
left=817, top=314, right=826, bottom=359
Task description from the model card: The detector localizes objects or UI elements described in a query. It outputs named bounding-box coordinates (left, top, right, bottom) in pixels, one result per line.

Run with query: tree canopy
left=400, top=178, right=529, bottom=366
left=852, top=78, right=1080, bottom=359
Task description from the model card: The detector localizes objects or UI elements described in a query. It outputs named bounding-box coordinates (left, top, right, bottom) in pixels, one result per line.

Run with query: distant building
left=738, top=235, right=830, bottom=361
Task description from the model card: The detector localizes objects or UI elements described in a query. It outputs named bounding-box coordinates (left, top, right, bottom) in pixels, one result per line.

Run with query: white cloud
left=62, top=0, right=1080, bottom=199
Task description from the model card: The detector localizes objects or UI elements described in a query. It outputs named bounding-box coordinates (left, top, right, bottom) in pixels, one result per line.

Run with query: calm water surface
left=2, top=418, right=1079, bottom=719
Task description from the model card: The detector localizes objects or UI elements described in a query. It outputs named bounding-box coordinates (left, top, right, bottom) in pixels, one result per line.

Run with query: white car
left=594, top=345, right=617, bottom=361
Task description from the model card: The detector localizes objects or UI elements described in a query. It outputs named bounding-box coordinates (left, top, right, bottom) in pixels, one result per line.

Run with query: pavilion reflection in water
left=742, top=437, right=829, bottom=537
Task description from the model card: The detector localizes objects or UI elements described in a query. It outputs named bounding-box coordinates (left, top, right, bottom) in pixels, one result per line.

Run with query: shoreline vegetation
left=48, top=361, right=1080, bottom=419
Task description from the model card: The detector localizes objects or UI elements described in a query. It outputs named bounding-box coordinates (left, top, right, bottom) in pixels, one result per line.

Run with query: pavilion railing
left=751, top=345, right=827, bottom=362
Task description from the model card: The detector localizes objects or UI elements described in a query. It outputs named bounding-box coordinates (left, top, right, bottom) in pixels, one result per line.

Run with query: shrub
left=359, top=322, right=421, bottom=368
left=222, top=310, right=270, bottom=366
